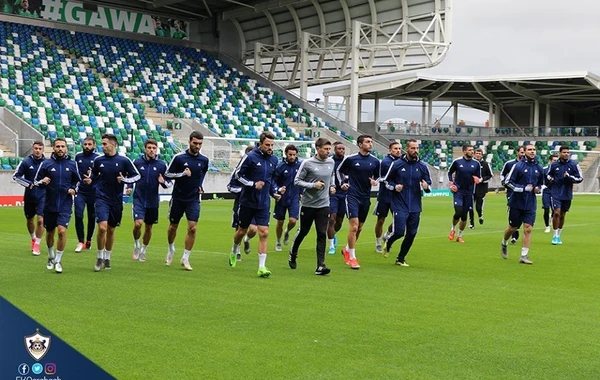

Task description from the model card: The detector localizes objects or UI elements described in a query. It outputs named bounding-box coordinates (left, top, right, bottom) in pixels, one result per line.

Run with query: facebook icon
left=17, top=363, right=29, bottom=375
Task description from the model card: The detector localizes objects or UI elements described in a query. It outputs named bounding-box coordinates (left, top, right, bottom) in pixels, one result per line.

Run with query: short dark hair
left=357, top=134, right=372, bottom=145
left=102, top=134, right=118, bottom=145
left=144, top=139, right=158, bottom=147
left=315, top=138, right=331, bottom=149
left=405, top=139, right=418, bottom=146
left=517, top=145, right=525, bottom=152
left=83, top=137, right=96, bottom=144
left=244, top=145, right=254, bottom=154
left=559, top=146, right=570, bottom=152
left=53, top=138, right=67, bottom=146
left=32, top=140, right=44, bottom=147
left=284, top=144, right=298, bottom=154
left=474, top=148, right=483, bottom=154
left=388, top=141, right=401, bottom=149
left=189, top=131, right=204, bottom=141
left=260, top=131, right=275, bottom=143
left=333, top=141, right=344, bottom=147
left=462, top=144, right=473, bottom=152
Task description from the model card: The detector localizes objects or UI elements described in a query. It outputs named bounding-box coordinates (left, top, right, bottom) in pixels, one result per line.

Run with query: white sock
left=168, top=243, right=175, bottom=252
left=97, top=249, right=104, bottom=259
left=557, top=228, right=562, bottom=237
left=349, top=248, right=356, bottom=259
left=244, top=235, right=250, bottom=243
left=258, top=253, right=267, bottom=268
left=135, top=239, right=140, bottom=249
left=553, top=229, right=559, bottom=238
left=48, top=246, right=55, bottom=259
left=105, top=250, right=112, bottom=260
left=276, top=238, right=281, bottom=244
left=34, top=237, right=41, bottom=245
left=451, top=225, right=456, bottom=231
left=233, top=242, right=240, bottom=252
left=328, top=239, right=334, bottom=248
left=140, top=245, right=147, bottom=254
left=182, top=249, right=191, bottom=260
left=375, top=237, right=382, bottom=245
left=457, top=230, right=464, bottom=238
left=55, top=251, right=63, bottom=263
left=521, top=247, right=529, bottom=257
left=502, top=239, right=508, bottom=246
left=30, top=233, right=35, bottom=239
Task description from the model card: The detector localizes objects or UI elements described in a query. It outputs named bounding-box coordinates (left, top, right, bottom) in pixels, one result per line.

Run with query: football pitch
left=1, top=194, right=599, bottom=379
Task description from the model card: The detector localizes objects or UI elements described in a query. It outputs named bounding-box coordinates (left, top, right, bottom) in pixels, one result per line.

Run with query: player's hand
left=395, top=184, right=404, bottom=192
left=533, top=186, right=541, bottom=194
left=450, top=184, right=458, bottom=193
left=67, top=188, right=76, bottom=196
left=369, top=177, right=377, bottom=186
left=329, top=186, right=336, bottom=195
left=341, top=183, right=349, bottom=191
left=274, top=193, right=281, bottom=201
left=125, top=188, right=133, bottom=195
left=525, top=184, right=533, bottom=192
left=473, top=176, right=481, bottom=184
left=279, top=185, right=287, bottom=194
left=199, top=187, right=204, bottom=194
left=183, top=168, right=192, bottom=177
left=314, top=180, right=325, bottom=190
left=421, top=180, right=429, bottom=191
left=254, top=181, right=265, bottom=190
left=83, top=177, right=92, bottom=185
left=83, top=168, right=92, bottom=184
left=158, top=173, right=165, bottom=184
left=41, top=177, right=51, bottom=185
left=117, top=172, right=123, bottom=183
left=29, top=184, right=34, bottom=189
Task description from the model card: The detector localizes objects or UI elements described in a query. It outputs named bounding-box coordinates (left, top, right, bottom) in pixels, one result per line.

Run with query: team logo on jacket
left=140, top=166, right=145, bottom=170
left=355, top=163, right=360, bottom=166
left=24, top=329, right=51, bottom=361
left=50, top=168, right=56, bottom=172
left=29, top=165, right=34, bottom=169
left=257, top=162, right=262, bottom=166
left=100, top=164, right=105, bottom=167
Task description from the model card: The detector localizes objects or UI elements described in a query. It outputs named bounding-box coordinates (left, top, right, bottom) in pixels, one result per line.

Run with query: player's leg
left=256, top=224, right=271, bottom=277
left=519, top=210, right=536, bottom=264
left=386, top=210, right=407, bottom=257
left=468, top=202, right=475, bottom=229
left=478, top=195, right=486, bottom=224
left=101, top=204, right=122, bottom=270
left=289, top=206, right=315, bottom=269
left=284, top=203, right=299, bottom=245
left=85, top=196, right=96, bottom=248
left=374, top=201, right=390, bottom=253
left=551, top=199, right=564, bottom=244
left=178, top=202, right=200, bottom=270
left=132, top=217, right=144, bottom=260
left=166, top=199, right=185, bottom=265
left=74, top=194, right=86, bottom=251
left=273, top=202, right=285, bottom=250
left=396, top=212, right=421, bottom=265
left=354, top=199, right=370, bottom=242
left=455, top=195, right=470, bottom=242
left=501, top=208, right=521, bottom=260
left=138, top=208, right=158, bottom=262
left=448, top=193, right=463, bottom=240
left=314, top=207, right=330, bottom=274
left=44, top=212, right=57, bottom=269
left=231, top=206, right=254, bottom=267
left=54, top=220, right=69, bottom=274
left=553, top=200, right=570, bottom=244
left=327, top=195, right=340, bottom=254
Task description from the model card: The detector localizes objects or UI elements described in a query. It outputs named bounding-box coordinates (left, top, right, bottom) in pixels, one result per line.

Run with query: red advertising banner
left=0, top=196, right=24, bottom=207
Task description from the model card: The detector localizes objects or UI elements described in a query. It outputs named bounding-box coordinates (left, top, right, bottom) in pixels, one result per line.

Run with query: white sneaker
left=165, top=250, right=174, bottom=266
left=180, top=259, right=193, bottom=271
left=275, top=243, right=282, bottom=252
left=75, top=242, right=84, bottom=253
left=132, top=247, right=140, bottom=260
left=544, top=226, right=551, bottom=233
left=46, top=258, right=55, bottom=270
left=138, top=252, right=146, bottom=262
left=54, top=262, right=63, bottom=273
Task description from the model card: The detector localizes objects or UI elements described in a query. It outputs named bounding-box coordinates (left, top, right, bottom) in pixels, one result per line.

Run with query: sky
left=304, top=0, right=600, bottom=125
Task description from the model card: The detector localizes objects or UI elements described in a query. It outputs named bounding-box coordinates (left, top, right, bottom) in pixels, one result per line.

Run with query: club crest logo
left=24, top=328, right=51, bottom=361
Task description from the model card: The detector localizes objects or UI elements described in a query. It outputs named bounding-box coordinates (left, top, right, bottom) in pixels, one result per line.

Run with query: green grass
left=2, top=194, right=600, bottom=379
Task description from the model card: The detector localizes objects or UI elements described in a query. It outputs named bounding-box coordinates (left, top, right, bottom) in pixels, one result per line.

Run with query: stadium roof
left=86, top=0, right=261, bottom=20
left=323, top=71, right=600, bottom=112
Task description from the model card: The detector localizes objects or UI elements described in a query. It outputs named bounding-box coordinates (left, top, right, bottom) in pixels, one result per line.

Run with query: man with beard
left=128, top=139, right=172, bottom=262
left=501, top=144, right=544, bottom=264
left=381, top=139, right=432, bottom=265
left=164, top=131, right=209, bottom=271
left=229, top=132, right=282, bottom=277
left=87, top=134, right=140, bottom=272
left=73, top=137, right=99, bottom=252
left=273, top=144, right=302, bottom=251
left=469, top=148, right=493, bottom=229
left=34, top=138, right=80, bottom=273
left=13, top=141, right=46, bottom=255
left=447, top=145, right=482, bottom=243
left=373, top=141, right=402, bottom=253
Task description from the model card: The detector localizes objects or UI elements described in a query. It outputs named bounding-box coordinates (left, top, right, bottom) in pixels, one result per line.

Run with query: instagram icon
left=44, top=363, right=56, bottom=375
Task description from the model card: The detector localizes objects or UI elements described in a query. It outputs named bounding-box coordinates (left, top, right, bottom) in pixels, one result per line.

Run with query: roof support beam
left=152, top=0, right=185, bottom=7
left=426, top=81, right=453, bottom=101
